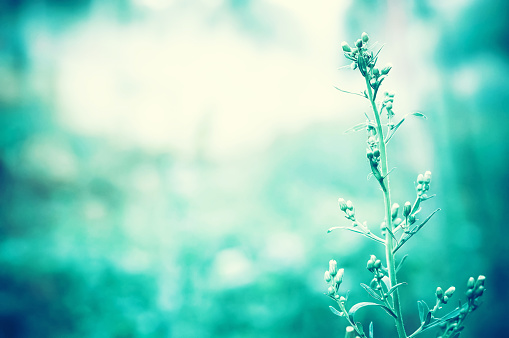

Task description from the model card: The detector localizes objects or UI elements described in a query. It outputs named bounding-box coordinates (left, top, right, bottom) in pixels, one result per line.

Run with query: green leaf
left=385, top=282, right=407, bottom=298
left=356, top=322, right=364, bottom=336
left=395, top=255, right=408, bottom=273
left=360, top=283, right=382, bottom=301
left=327, top=227, right=385, bottom=245
left=417, top=300, right=429, bottom=324
left=334, top=86, right=367, bottom=99
left=369, top=322, right=374, bottom=338
left=344, top=121, right=376, bottom=134
left=348, top=302, right=397, bottom=324
left=329, top=306, right=343, bottom=317
left=385, top=112, right=427, bottom=144
left=393, top=209, right=440, bottom=254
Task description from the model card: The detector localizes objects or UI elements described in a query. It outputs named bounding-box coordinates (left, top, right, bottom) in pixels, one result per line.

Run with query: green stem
left=365, top=76, right=407, bottom=338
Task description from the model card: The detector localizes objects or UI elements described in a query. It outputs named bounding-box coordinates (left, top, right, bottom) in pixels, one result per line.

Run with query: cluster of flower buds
left=416, top=171, right=432, bottom=198
left=465, top=275, right=485, bottom=302
left=341, top=32, right=375, bottom=78
left=338, top=198, right=355, bottom=221
left=436, top=286, right=456, bottom=305
left=324, top=259, right=345, bottom=298
left=341, top=32, right=392, bottom=91
left=369, top=62, right=392, bottom=91
left=383, top=92, right=396, bottom=122
left=366, top=255, right=385, bottom=290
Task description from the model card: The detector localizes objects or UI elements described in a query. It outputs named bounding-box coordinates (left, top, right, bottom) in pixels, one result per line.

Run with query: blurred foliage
left=0, top=0, right=508, bottom=337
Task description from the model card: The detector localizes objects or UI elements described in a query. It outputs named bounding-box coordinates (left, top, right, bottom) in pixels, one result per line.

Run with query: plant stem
left=365, top=76, right=407, bottom=338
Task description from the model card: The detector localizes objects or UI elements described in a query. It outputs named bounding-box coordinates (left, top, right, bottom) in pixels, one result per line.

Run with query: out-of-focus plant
left=323, top=32, right=486, bottom=338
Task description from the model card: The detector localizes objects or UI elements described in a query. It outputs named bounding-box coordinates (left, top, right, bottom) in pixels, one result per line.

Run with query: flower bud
left=329, top=260, right=338, bottom=276
left=416, top=184, right=423, bottom=192
left=335, top=269, right=344, bottom=284
left=467, top=277, right=475, bottom=289
left=465, top=289, right=473, bottom=299
left=356, top=39, right=363, bottom=48
left=475, top=275, right=486, bottom=289
left=373, top=149, right=380, bottom=158
left=370, top=278, right=378, bottom=289
left=424, top=171, right=432, bottom=183
left=442, top=295, right=449, bottom=304
left=436, top=287, right=444, bottom=300
left=367, top=259, right=374, bottom=271
left=417, top=174, right=424, bottom=184
left=373, top=68, right=380, bottom=76
left=366, top=148, right=374, bottom=159
left=474, top=285, right=485, bottom=298
left=391, top=203, right=399, bottom=220
left=361, top=32, right=369, bottom=43
left=328, top=286, right=335, bottom=295
left=324, top=270, right=332, bottom=283
left=341, top=41, right=352, bottom=52
left=408, top=214, right=416, bottom=224
left=374, top=259, right=381, bottom=269
left=350, top=62, right=357, bottom=70
left=338, top=198, right=348, bottom=212
left=381, top=63, right=393, bottom=75
left=403, top=202, right=412, bottom=217
left=394, top=217, right=402, bottom=226
left=445, top=286, right=455, bottom=298
left=346, top=200, right=354, bottom=210
left=386, top=101, right=393, bottom=109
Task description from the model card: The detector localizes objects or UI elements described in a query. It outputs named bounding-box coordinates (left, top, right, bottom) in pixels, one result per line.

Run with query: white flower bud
left=346, top=200, right=354, bottom=210
left=324, top=270, right=331, bottom=283
left=417, top=174, right=424, bottom=184
left=338, top=198, right=348, bottom=212
left=424, top=171, right=432, bottom=183
left=341, top=41, right=352, bottom=52
left=329, top=260, right=338, bottom=276
left=445, top=286, right=455, bottom=298
left=403, top=202, right=412, bottom=217
left=391, top=203, right=399, bottom=220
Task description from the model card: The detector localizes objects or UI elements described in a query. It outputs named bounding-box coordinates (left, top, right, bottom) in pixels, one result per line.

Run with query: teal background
left=0, top=0, right=507, bottom=337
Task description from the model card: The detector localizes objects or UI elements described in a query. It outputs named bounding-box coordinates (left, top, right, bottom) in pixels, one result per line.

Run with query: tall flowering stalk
left=323, top=32, right=485, bottom=338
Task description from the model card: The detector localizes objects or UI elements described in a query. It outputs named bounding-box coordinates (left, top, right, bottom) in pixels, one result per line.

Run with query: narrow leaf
left=420, top=304, right=466, bottom=333
left=329, top=306, right=343, bottom=317
left=369, top=322, right=374, bottom=338
left=334, top=86, right=367, bottom=98
left=385, top=282, right=407, bottom=298
left=393, top=209, right=440, bottom=254
left=344, top=122, right=368, bottom=134
left=424, top=310, right=432, bottom=326
left=348, top=302, right=397, bottom=324
left=327, top=227, right=385, bottom=245
left=385, top=112, right=427, bottom=144
left=360, top=283, right=382, bottom=301
left=356, top=322, right=364, bottom=336
left=417, top=300, right=426, bottom=324
left=395, top=255, right=408, bottom=273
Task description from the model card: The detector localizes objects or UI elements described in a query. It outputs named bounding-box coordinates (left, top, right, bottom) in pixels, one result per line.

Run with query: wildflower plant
left=324, top=32, right=485, bottom=338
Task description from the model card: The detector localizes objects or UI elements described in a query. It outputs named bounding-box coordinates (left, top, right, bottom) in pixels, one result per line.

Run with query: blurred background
left=0, top=0, right=508, bottom=337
